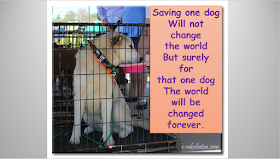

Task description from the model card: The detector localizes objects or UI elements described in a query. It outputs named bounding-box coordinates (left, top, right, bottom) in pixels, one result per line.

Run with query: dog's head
left=93, top=32, right=143, bottom=66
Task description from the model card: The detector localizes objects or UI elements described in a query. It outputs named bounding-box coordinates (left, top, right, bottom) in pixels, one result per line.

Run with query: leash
left=87, top=40, right=119, bottom=87
left=53, top=92, right=114, bottom=146
left=54, top=40, right=118, bottom=146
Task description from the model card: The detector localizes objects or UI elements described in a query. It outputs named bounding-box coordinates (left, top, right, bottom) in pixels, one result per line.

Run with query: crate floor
left=53, top=125, right=176, bottom=153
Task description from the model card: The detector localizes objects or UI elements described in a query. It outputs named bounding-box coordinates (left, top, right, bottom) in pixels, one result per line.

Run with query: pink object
left=119, top=62, right=147, bottom=73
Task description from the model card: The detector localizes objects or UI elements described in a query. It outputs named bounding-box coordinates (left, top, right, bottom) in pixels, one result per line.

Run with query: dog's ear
left=111, top=36, right=123, bottom=46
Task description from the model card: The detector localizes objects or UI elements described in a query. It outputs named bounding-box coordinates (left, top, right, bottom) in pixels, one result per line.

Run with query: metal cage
left=52, top=22, right=180, bottom=153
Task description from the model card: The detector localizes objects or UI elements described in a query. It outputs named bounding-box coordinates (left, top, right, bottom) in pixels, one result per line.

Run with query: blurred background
left=52, top=6, right=98, bottom=23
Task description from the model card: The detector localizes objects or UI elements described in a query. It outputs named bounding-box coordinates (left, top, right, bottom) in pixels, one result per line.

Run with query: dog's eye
left=129, top=45, right=133, bottom=49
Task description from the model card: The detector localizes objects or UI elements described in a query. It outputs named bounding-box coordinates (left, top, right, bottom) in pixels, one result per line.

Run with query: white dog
left=69, top=33, right=149, bottom=146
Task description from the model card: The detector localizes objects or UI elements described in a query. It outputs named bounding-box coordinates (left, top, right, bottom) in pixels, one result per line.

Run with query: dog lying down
left=69, top=33, right=150, bottom=146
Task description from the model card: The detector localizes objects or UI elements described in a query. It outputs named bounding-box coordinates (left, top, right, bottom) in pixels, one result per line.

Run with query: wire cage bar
left=52, top=22, right=180, bottom=153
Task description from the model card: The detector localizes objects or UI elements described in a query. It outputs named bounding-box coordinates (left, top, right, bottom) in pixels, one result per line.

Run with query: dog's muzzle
left=139, top=57, right=144, bottom=63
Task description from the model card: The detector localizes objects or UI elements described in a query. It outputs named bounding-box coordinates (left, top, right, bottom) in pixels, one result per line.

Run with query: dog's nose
left=139, top=57, right=144, bottom=63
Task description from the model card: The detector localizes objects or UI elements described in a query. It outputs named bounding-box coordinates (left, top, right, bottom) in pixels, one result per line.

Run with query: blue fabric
left=97, top=6, right=124, bottom=23
left=122, top=6, right=145, bottom=38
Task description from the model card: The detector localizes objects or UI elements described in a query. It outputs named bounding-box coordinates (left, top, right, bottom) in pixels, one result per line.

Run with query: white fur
left=69, top=33, right=149, bottom=146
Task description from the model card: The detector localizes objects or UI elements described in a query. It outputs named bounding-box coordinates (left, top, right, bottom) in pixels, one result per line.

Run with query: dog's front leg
left=101, top=99, right=115, bottom=146
left=69, top=99, right=85, bottom=145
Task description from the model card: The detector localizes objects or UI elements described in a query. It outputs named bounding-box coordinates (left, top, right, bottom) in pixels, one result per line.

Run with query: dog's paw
left=69, top=136, right=80, bottom=145
left=119, top=130, right=130, bottom=138
left=103, top=137, right=115, bottom=146
left=84, top=126, right=94, bottom=134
